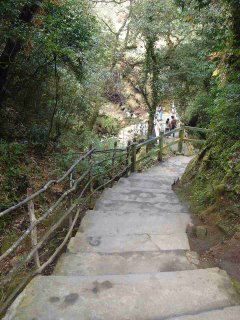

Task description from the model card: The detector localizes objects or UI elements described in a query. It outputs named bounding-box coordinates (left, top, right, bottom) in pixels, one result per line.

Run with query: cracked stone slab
left=162, top=155, right=193, bottom=166
left=138, top=156, right=193, bottom=175
left=111, top=183, right=177, bottom=195
left=128, top=171, right=181, bottom=179
left=139, top=167, right=185, bottom=176
left=68, top=233, right=190, bottom=253
left=107, top=185, right=176, bottom=195
left=54, top=250, right=197, bottom=276
left=116, top=177, right=175, bottom=190
left=167, top=306, right=240, bottom=320
left=4, top=269, right=239, bottom=320
left=79, top=211, right=190, bottom=236
left=94, top=199, right=188, bottom=213
left=101, top=187, right=182, bottom=203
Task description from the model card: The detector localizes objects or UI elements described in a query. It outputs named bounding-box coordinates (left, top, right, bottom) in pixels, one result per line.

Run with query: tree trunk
left=145, top=39, right=159, bottom=141
left=0, top=1, right=43, bottom=108
left=48, top=55, right=60, bottom=143
left=229, top=0, right=240, bottom=71
left=147, top=111, right=155, bottom=139
left=146, top=111, right=155, bottom=152
left=0, top=39, right=22, bottom=107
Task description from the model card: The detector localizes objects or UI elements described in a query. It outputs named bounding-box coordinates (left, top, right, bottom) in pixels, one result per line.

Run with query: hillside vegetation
left=0, top=0, right=239, bottom=261
left=1, top=0, right=240, bottom=311
left=177, top=0, right=240, bottom=233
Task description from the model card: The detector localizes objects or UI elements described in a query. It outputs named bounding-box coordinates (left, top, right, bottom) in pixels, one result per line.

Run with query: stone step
left=79, top=211, right=190, bottom=236
left=101, top=187, right=182, bottom=204
left=121, top=175, right=177, bottom=184
left=111, top=183, right=176, bottom=194
left=94, top=199, right=188, bottom=213
left=68, top=232, right=191, bottom=253
left=142, top=165, right=185, bottom=174
left=142, top=167, right=186, bottom=177
left=143, top=159, right=191, bottom=170
left=130, top=168, right=183, bottom=176
left=162, top=156, right=193, bottom=166
left=159, top=165, right=186, bottom=170
left=54, top=251, right=198, bottom=276
left=167, top=306, right=240, bottom=320
left=131, top=170, right=182, bottom=178
left=4, top=269, right=239, bottom=320
left=116, top=177, right=176, bottom=190
left=131, top=173, right=181, bottom=181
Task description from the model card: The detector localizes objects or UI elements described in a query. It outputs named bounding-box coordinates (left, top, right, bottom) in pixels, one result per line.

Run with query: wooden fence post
left=158, top=131, right=164, bottom=162
left=88, top=145, right=93, bottom=193
left=27, top=188, right=40, bottom=269
left=146, top=139, right=149, bottom=154
left=125, top=141, right=131, bottom=177
left=88, top=145, right=94, bottom=208
left=111, top=141, right=117, bottom=187
left=68, top=172, right=74, bottom=234
left=178, top=126, right=185, bottom=154
left=131, top=140, right=137, bottom=173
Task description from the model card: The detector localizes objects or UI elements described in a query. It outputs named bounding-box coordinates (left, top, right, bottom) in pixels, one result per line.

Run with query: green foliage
left=0, top=142, right=28, bottom=210
left=95, top=115, right=121, bottom=136
left=181, top=138, right=240, bottom=233
left=184, top=93, right=213, bottom=127
left=212, top=83, right=240, bottom=142
left=0, top=0, right=109, bottom=146
left=0, top=0, right=239, bottom=223
left=178, top=0, right=240, bottom=231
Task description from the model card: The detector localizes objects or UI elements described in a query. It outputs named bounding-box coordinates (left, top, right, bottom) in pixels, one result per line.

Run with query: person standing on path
left=165, top=118, right=170, bottom=134
left=170, top=115, right=177, bottom=137
left=171, top=101, right=176, bottom=115
left=157, top=105, right=163, bottom=121
left=155, top=105, right=164, bottom=136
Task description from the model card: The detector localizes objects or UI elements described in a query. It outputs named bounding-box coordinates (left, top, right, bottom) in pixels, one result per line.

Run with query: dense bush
left=95, top=115, right=121, bottom=136
left=212, top=83, right=240, bottom=142
left=0, top=0, right=109, bottom=146
left=174, top=0, right=240, bottom=235
left=0, top=142, right=28, bottom=210
left=184, top=93, right=214, bottom=127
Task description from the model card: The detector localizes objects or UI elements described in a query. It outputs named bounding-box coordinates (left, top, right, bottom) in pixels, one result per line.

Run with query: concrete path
left=4, top=156, right=240, bottom=319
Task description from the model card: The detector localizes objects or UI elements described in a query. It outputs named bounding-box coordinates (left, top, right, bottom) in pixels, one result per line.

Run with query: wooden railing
left=0, top=125, right=208, bottom=314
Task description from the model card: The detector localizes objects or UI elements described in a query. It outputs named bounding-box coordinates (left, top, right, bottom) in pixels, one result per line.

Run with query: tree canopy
left=0, top=0, right=239, bottom=146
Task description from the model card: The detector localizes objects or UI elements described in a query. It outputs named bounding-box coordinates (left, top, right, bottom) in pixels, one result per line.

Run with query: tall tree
left=128, top=0, right=194, bottom=137
left=0, top=0, right=43, bottom=108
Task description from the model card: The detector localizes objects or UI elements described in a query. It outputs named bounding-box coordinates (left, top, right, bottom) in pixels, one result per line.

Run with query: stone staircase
left=4, top=156, right=240, bottom=319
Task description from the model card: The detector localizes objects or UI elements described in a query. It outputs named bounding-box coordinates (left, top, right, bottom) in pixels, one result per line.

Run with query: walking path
left=118, top=111, right=179, bottom=145
left=4, top=156, right=240, bottom=319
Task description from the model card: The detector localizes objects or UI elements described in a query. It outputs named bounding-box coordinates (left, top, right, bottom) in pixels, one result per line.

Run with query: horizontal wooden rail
left=136, top=148, right=158, bottom=164
left=184, top=126, right=210, bottom=133
left=137, top=128, right=180, bottom=149
left=0, top=149, right=95, bottom=218
left=164, top=138, right=181, bottom=148
left=93, top=152, right=128, bottom=167
left=183, top=138, right=206, bottom=144
left=94, top=148, right=126, bottom=153
left=137, top=137, right=158, bottom=148
left=0, top=168, right=92, bottom=262
left=163, top=127, right=181, bottom=137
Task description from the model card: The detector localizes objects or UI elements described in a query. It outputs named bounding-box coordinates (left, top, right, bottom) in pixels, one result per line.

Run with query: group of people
left=165, top=116, right=177, bottom=133
left=155, top=104, right=178, bottom=135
